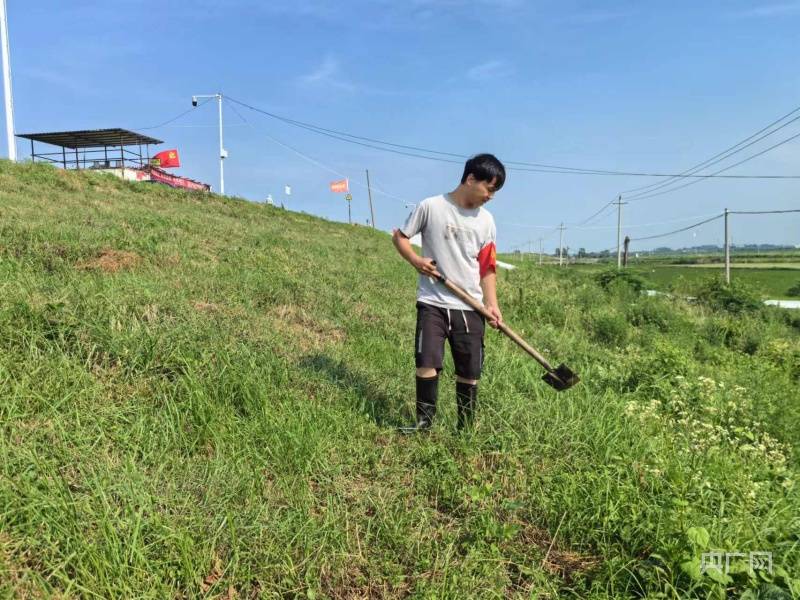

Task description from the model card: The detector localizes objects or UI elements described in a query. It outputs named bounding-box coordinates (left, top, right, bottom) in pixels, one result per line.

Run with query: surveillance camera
left=191, top=96, right=198, bottom=107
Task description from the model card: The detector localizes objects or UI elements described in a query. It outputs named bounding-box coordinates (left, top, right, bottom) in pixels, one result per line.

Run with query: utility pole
left=365, top=169, right=376, bottom=229
left=558, top=222, right=565, bottom=267
left=724, top=208, right=730, bottom=284
left=623, top=235, right=630, bottom=267
left=538, top=238, right=543, bottom=266
left=192, top=93, right=227, bottom=194
left=0, top=0, right=16, bottom=161
left=615, top=195, right=627, bottom=269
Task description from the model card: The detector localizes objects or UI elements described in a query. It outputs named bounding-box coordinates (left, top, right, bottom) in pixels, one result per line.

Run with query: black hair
left=460, top=153, right=506, bottom=190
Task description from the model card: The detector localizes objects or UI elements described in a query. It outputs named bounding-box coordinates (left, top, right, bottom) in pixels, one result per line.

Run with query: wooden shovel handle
left=436, top=275, right=555, bottom=372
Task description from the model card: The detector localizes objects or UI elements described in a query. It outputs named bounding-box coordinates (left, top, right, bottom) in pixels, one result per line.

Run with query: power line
left=225, top=95, right=799, bottom=179
left=508, top=223, right=562, bottom=253
left=136, top=97, right=214, bottom=130
left=729, top=209, right=800, bottom=215
left=583, top=208, right=798, bottom=254
left=226, top=99, right=250, bottom=124
left=503, top=211, right=724, bottom=231
left=224, top=106, right=410, bottom=205
left=623, top=103, right=800, bottom=196
left=571, top=104, right=800, bottom=230
left=224, top=98, right=410, bottom=203
left=585, top=211, right=724, bottom=230
left=629, top=214, right=724, bottom=242
left=571, top=198, right=617, bottom=227
left=501, top=223, right=565, bottom=230
left=628, top=129, right=800, bottom=202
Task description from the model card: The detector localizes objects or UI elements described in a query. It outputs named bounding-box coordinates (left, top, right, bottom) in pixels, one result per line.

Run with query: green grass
left=555, top=261, right=800, bottom=300
left=629, top=265, right=800, bottom=300
left=1, top=161, right=799, bottom=598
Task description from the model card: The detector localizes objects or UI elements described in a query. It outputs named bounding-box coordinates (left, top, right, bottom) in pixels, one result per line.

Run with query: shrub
left=786, top=281, right=800, bottom=297
left=627, top=297, right=676, bottom=332
left=693, top=278, right=762, bottom=314
left=590, top=310, right=630, bottom=346
left=701, top=314, right=765, bottom=355
left=594, top=268, right=648, bottom=293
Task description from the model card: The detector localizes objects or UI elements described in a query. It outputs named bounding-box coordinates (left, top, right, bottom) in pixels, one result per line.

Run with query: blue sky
left=4, top=0, right=800, bottom=252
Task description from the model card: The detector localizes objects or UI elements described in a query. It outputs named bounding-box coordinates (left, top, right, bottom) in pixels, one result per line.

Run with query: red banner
left=329, top=178, right=349, bottom=193
left=147, top=167, right=210, bottom=191
left=151, top=149, right=181, bottom=169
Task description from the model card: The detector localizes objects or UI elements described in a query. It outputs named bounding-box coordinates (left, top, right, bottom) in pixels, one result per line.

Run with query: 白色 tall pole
left=217, top=94, right=225, bottom=195
left=191, top=93, right=227, bottom=194
left=558, top=223, right=565, bottom=267
left=0, top=0, right=16, bottom=162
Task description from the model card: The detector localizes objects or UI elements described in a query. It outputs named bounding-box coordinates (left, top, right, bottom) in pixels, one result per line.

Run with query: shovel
left=433, top=272, right=579, bottom=391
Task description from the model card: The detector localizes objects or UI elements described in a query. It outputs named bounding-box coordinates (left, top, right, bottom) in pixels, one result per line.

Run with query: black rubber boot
left=456, top=381, right=478, bottom=430
left=400, top=375, right=438, bottom=433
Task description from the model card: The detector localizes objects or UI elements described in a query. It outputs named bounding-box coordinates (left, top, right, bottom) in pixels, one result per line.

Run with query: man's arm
left=392, top=229, right=439, bottom=277
left=480, top=271, right=503, bottom=328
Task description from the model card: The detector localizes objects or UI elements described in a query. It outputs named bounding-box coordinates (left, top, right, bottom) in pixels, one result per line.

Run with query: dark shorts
left=415, top=301, right=486, bottom=380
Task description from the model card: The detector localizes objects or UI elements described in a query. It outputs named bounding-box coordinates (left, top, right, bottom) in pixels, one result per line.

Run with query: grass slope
left=1, top=162, right=799, bottom=599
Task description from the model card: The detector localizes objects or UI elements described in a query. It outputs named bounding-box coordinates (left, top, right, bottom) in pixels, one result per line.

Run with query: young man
left=392, top=154, right=505, bottom=431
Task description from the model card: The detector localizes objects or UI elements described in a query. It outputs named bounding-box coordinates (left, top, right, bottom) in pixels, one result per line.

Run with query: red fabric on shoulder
left=478, top=242, right=497, bottom=278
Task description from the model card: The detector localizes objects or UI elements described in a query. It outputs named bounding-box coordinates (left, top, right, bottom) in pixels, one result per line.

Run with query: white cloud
left=296, top=56, right=421, bottom=97
left=729, top=2, right=800, bottom=17
left=298, top=57, right=357, bottom=92
left=467, top=60, right=514, bottom=81
left=557, top=9, right=635, bottom=24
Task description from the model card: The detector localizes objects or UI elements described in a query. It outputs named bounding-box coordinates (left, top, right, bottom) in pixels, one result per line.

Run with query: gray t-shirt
left=401, top=194, right=496, bottom=310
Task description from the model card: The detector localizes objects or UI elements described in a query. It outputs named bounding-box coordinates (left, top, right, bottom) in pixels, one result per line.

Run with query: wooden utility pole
left=366, top=169, right=376, bottom=229
left=724, top=208, right=730, bottom=284
left=615, top=195, right=627, bottom=269
left=622, top=236, right=630, bottom=267
left=539, top=238, right=543, bottom=266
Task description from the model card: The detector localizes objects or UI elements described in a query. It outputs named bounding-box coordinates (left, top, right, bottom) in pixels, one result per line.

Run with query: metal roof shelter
left=16, top=128, right=163, bottom=170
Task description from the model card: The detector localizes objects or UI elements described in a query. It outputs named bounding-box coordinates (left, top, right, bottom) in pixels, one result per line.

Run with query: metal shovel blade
left=541, top=363, right=580, bottom=391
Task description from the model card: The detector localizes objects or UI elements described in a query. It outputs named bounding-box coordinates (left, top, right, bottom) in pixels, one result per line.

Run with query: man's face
left=464, top=174, right=498, bottom=208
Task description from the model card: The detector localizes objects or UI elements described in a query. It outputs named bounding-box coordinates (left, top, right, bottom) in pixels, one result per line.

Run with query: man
left=392, top=153, right=505, bottom=431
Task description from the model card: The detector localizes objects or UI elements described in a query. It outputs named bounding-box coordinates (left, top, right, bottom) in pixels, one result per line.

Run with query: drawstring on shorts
left=445, top=308, right=470, bottom=333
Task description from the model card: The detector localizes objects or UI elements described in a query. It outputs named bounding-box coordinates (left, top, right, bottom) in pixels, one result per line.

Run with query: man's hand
left=484, top=303, right=503, bottom=329
left=413, top=256, right=440, bottom=279
left=393, top=229, right=440, bottom=278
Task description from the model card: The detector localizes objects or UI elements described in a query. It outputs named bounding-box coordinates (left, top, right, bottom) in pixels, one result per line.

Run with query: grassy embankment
left=2, top=161, right=799, bottom=598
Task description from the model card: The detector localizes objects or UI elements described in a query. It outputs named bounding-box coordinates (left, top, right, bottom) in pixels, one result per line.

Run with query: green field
left=677, top=263, right=800, bottom=269
left=628, top=265, right=800, bottom=300
left=2, top=162, right=799, bottom=598
left=523, top=260, right=800, bottom=300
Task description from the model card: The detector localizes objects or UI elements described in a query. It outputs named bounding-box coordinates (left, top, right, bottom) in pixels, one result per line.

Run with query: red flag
left=151, top=149, right=180, bottom=169
left=329, top=178, right=349, bottom=193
